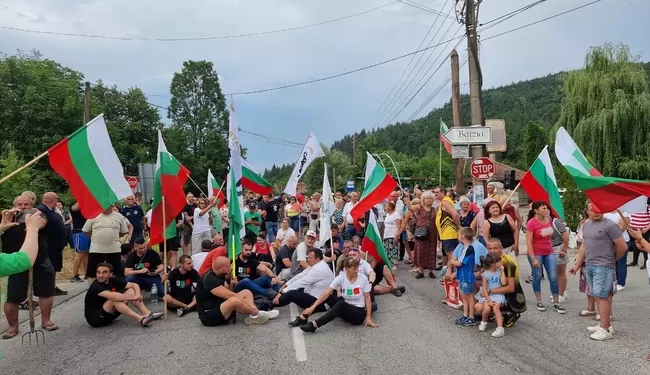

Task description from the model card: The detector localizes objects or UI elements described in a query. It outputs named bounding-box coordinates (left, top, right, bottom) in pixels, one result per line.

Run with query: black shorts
left=6, top=257, right=55, bottom=302
left=86, top=309, right=121, bottom=328
left=86, top=252, right=123, bottom=279
left=441, top=239, right=459, bottom=255
left=158, top=238, right=179, bottom=253
left=182, top=225, right=192, bottom=246
left=48, top=246, right=64, bottom=272
left=199, top=306, right=230, bottom=327
left=372, top=263, right=385, bottom=287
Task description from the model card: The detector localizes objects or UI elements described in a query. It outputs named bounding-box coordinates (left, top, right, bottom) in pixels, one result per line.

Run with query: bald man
left=195, top=257, right=279, bottom=326
left=37, top=192, right=68, bottom=296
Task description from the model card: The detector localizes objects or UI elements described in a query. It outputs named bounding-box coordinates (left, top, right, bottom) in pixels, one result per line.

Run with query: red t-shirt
left=254, top=243, right=270, bottom=255
left=198, top=246, right=227, bottom=276
left=525, top=217, right=553, bottom=256
left=503, top=206, right=517, bottom=221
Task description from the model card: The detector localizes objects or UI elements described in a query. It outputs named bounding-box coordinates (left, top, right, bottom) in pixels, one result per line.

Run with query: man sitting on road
left=274, top=248, right=339, bottom=327
left=164, top=255, right=199, bottom=317
left=192, top=239, right=213, bottom=272
left=198, top=234, right=227, bottom=276
left=290, top=230, right=318, bottom=278
left=196, top=256, right=279, bottom=326
left=233, top=240, right=281, bottom=299
left=276, top=235, right=298, bottom=280
left=124, top=237, right=164, bottom=297
left=84, top=262, right=162, bottom=327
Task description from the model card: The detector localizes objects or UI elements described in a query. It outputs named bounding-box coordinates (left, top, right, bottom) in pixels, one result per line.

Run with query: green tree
left=523, top=122, right=548, bottom=167
left=0, top=145, right=38, bottom=208
left=167, top=60, right=229, bottom=189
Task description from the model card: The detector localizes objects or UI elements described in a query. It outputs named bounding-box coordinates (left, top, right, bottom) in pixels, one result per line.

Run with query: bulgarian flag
left=48, top=114, right=133, bottom=219
left=241, top=159, right=273, bottom=195
left=350, top=153, right=398, bottom=221
left=555, top=126, right=650, bottom=213
left=207, top=169, right=225, bottom=208
left=440, top=119, right=452, bottom=154
left=227, top=103, right=246, bottom=271
left=520, top=146, right=565, bottom=220
left=362, top=211, right=392, bottom=268
left=149, top=130, right=190, bottom=245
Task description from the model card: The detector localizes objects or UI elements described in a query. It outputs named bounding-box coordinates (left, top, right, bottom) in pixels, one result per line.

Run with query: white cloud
left=0, top=0, right=648, bottom=172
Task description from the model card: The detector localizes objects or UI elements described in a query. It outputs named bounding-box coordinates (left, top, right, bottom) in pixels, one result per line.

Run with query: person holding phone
left=0, top=208, right=47, bottom=276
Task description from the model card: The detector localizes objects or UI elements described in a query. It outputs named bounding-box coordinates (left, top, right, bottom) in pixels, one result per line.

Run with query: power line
left=398, top=0, right=456, bottom=20
left=0, top=2, right=397, bottom=42
left=479, top=0, right=547, bottom=28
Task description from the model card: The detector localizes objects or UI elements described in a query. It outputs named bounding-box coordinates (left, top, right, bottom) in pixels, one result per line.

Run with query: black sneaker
left=288, top=315, right=307, bottom=327
left=177, top=307, right=190, bottom=317
left=428, top=271, right=436, bottom=279
left=299, top=322, right=317, bottom=333
left=371, top=302, right=378, bottom=312
left=397, top=286, right=406, bottom=293
left=70, top=275, right=82, bottom=283
left=54, top=286, right=68, bottom=296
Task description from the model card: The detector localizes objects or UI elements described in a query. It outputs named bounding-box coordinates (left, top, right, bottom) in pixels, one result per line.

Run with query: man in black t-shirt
left=276, top=235, right=298, bottom=280
left=85, top=262, right=163, bottom=327
left=196, top=256, right=277, bottom=326
left=163, top=255, right=199, bottom=317
left=37, top=192, right=68, bottom=295
left=121, top=195, right=145, bottom=240
left=124, top=237, right=164, bottom=297
left=233, top=241, right=281, bottom=299
left=259, top=194, right=281, bottom=243
left=69, top=200, right=90, bottom=283
left=181, top=193, right=197, bottom=255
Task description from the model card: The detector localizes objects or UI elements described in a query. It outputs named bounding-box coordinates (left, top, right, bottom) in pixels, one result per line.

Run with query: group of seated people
left=83, top=226, right=407, bottom=331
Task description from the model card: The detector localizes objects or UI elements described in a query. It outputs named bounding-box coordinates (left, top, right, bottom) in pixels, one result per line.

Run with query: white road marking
left=289, top=303, right=308, bottom=362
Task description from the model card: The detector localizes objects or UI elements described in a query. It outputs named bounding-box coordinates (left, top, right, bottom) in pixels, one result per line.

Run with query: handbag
left=414, top=208, right=433, bottom=240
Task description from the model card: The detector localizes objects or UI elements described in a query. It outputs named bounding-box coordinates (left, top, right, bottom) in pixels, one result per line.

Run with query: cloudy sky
left=1, top=0, right=648, bottom=173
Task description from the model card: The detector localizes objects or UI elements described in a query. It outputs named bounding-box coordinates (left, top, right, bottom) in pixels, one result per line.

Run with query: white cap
left=306, top=230, right=317, bottom=238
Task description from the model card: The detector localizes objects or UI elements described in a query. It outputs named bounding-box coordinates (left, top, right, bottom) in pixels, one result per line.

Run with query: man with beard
left=164, top=255, right=200, bottom=317
left=233, top=241, right=281, bottom=299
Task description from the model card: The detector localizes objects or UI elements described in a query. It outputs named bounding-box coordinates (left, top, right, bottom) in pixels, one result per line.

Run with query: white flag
left=227, top=104, right=246, bottom=240
left=283, top=132, right=325, bottom=196
left=318, top=164, right=336, bottom=248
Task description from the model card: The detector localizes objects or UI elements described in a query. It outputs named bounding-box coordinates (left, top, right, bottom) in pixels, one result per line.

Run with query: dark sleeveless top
left=488, top=215, right=515, bottom=248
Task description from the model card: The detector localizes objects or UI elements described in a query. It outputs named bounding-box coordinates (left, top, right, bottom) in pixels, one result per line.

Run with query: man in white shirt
left=191, top=240, right=213, bottom=272
left=83, top=205, right=129, bottom=284
left=290, top=230, right=317, bottom=278
left=273, top=248, right=339, bottom=327
left=375, top=201, right=387, bottom=238
left=343, top=192, right=359, bottom=240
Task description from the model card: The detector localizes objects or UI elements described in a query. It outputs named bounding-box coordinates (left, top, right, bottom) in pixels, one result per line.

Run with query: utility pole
left=83, top=81, right=91, bottom=123
left=450, top=49, right=464, bottom=195
left=464, top=0, right=487, bottom=192
left=351, top=134, right=356, bottom=166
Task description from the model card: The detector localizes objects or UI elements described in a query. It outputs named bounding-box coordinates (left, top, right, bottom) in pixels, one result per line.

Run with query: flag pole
left=187, top=175, right=208, bottom=198
left=439, top=137, right=442, bottom=185
left=231, top=233, right=236, bottom=279
left=162, top=195, right=168, bottom=320
left=504, top=182, right=521, bottom=203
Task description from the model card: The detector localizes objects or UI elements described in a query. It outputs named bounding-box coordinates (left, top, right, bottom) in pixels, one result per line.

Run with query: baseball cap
left=306, top=230, right=317, bottom=238
left=247, top=203, right=256, bottom=209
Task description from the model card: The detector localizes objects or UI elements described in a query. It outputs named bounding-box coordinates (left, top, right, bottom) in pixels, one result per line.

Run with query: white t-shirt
left=193, top=207, right=211, bottom=233
left=375, top=202, right=386, bottom=222
left=330, top=272, right=371, bottom=308
left=358, top=259, right=374, bottom=280
left=145, top=209, right=152, bottom=227
left=276, top=227, right=296, bottom=245
left=82, top=212, right=129, bottom=254
left=604, top=212, right=630, bottom=242
left=383, top=211, right=401, bottom=239
left=395, top=199, right=405, bottom=218
left=343, top=202, right=356, bottom=224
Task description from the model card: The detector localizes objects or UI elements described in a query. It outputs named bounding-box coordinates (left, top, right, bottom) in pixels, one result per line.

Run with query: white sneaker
left=479, top=321, right=488, bottom=332
left=491, top=327, right=505, bottom=338
left=245, top=313, right=270, bottom=325
left=549, top=295, right=567, bottom=303
left=587, top=325, right=614, bottom=334
left=266, top=309, right=280, bottom=320
left=589, top=326, right=613, bottom=341
left=616, top=284, right=625, bottom=292
left=594, top=315, right=614, bottom=321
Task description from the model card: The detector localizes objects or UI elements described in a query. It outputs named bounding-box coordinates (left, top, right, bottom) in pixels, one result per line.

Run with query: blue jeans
left=234, top=275, right=280, bottom=298
left=289, top=216, right=300, bottom=233
left=266, top=222, right=279, bottom=243
left=345, top=224, right=357, bottom=241
left=531, top=254, right=558, bottom=296
left=616, top=241, right=632, bottom=286
left=585, top=265, right=615, bottom=299
left=125, top=275, right=164, bottom=297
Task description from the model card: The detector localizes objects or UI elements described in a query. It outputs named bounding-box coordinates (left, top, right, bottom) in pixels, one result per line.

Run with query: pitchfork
left=22, top=267, right=44, bottom=347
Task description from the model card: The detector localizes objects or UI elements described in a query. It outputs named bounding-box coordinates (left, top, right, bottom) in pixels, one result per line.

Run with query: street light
left=371, top=153, right=402, bottom=188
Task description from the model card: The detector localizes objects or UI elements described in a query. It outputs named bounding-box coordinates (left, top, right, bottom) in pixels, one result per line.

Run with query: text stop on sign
left=470, top=157, right=494, bottom=181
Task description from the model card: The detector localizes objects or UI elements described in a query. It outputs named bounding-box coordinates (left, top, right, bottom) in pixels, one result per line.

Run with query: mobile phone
left=15, top=208, right=37, bottom=224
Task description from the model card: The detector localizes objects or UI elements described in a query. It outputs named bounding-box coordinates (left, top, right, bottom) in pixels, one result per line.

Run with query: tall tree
left=555, top=43, right=650, bottom=177
left=522, top=122, right=548, bottom=167
left=167, top=60, right=229, bottom=187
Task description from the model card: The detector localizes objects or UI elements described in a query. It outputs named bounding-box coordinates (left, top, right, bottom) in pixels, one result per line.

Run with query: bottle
left=150, top=284, right=158, bottom=303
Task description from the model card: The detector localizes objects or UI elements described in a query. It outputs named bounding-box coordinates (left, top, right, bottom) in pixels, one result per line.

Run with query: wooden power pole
left=351, top=134, right=356, bottom=166
left=83, top=81, right=91, bottom=123
left=465, top=0, right=487, bottom=192
left=450, top=49, right=464, bottom=195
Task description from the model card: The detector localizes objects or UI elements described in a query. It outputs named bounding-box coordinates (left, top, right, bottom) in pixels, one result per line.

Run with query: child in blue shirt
left=476, top=253, right=507, bottom=337
left=451, top=227, right=477, bottom=326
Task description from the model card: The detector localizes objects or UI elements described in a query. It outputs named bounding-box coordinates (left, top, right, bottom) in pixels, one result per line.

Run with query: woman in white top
left=383, top=201, right=402, bottom=270
left=274, top=218, right=295, bottom=250
left=299, top=257, right=379, bottom=332
left=191, top=198, right=214, bottom=255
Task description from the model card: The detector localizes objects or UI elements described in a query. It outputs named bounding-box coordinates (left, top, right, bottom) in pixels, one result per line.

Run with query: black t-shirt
left=125, top=249, right=162, bottom=272
left=275, top=245, right=293, bottom=275
left=121, top=205, right=144, bottom=237
left=168, top=268, right=200, bottom=302
left=235, top=256, right=260, bottom=281
left=69, top=200, right=87, bottom=232
left=84, top=277, right=127, bottom=318
left=196, top=270, right=227, bottom=319
left=0, top=223, right=48, bottom=263
left=260, top=200, right=281, bottom=223
left=183, top=203, right=197, bottom=223
left=36, top=204, right=67, bottom=249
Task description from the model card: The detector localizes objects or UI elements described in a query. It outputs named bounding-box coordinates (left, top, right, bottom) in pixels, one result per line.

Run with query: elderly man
left=290, top=230, right=318, bottom=278
left=37, top=192, right=69, bottom=295
left=83, top=204, right=129, bottom=283
left=1, top=195, right=58, bottom=338
left=0, top=209, right=46, bottom=276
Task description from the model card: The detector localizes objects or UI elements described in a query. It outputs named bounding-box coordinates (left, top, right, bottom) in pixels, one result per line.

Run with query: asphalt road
left=1, top=248, right=649, bottom=374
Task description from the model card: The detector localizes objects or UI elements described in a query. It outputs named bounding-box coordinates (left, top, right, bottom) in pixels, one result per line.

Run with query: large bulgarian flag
left=241, top=158, right=273, bottom=195
left=555, top=126, right=650, bottom=213
left=440, top=119, right=452, bottom=154
left=207, top=169, right=225, bottom=208
left=520, top=146, right=564, bottom=220
left=350, top=153, right=398, bottom=220
left=48, top=114, right=133, bottom=219
left=362, top=211, right=392, bottom=268
left=149, top=130, right=190, bottom=245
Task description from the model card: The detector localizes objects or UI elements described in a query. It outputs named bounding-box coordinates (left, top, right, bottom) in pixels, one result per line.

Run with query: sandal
left=141, top=312, right=154, bottom=327
left=404, top=260, right=413, bottom=265
left=2, top=330, right=19, bottom=340
left=41, top=323, right=59, bottom=331
left=579, top=310, right=596, bottom=317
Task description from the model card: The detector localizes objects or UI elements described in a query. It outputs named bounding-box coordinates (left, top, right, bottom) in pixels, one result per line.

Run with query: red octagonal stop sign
left=470, top=157, right=495, bottom=181
left=125, top=176, right=139, bottom=189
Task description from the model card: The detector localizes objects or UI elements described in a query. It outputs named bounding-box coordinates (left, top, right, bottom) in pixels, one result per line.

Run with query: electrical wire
left=0, top=2, right=398, bottom=41
left=479, top=0, right=547, bottom=28
left=398, top=0, right=456, bottom=20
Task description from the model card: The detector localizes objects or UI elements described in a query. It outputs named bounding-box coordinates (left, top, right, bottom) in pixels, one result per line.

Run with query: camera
left=14, top=208, right=37, bottom=224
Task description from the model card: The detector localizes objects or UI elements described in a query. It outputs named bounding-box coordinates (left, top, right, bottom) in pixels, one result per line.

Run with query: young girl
left=476, top=253, right=507, bottom=337
left=450, top=227, right=477, bottom=326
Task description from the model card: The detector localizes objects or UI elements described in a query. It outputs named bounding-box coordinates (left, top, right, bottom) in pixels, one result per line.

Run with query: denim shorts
left=585, top=264, right=615, bottom=299
left=441, top=239, right=459, bottom=254
left=459, top=281, right=474, bottom=295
